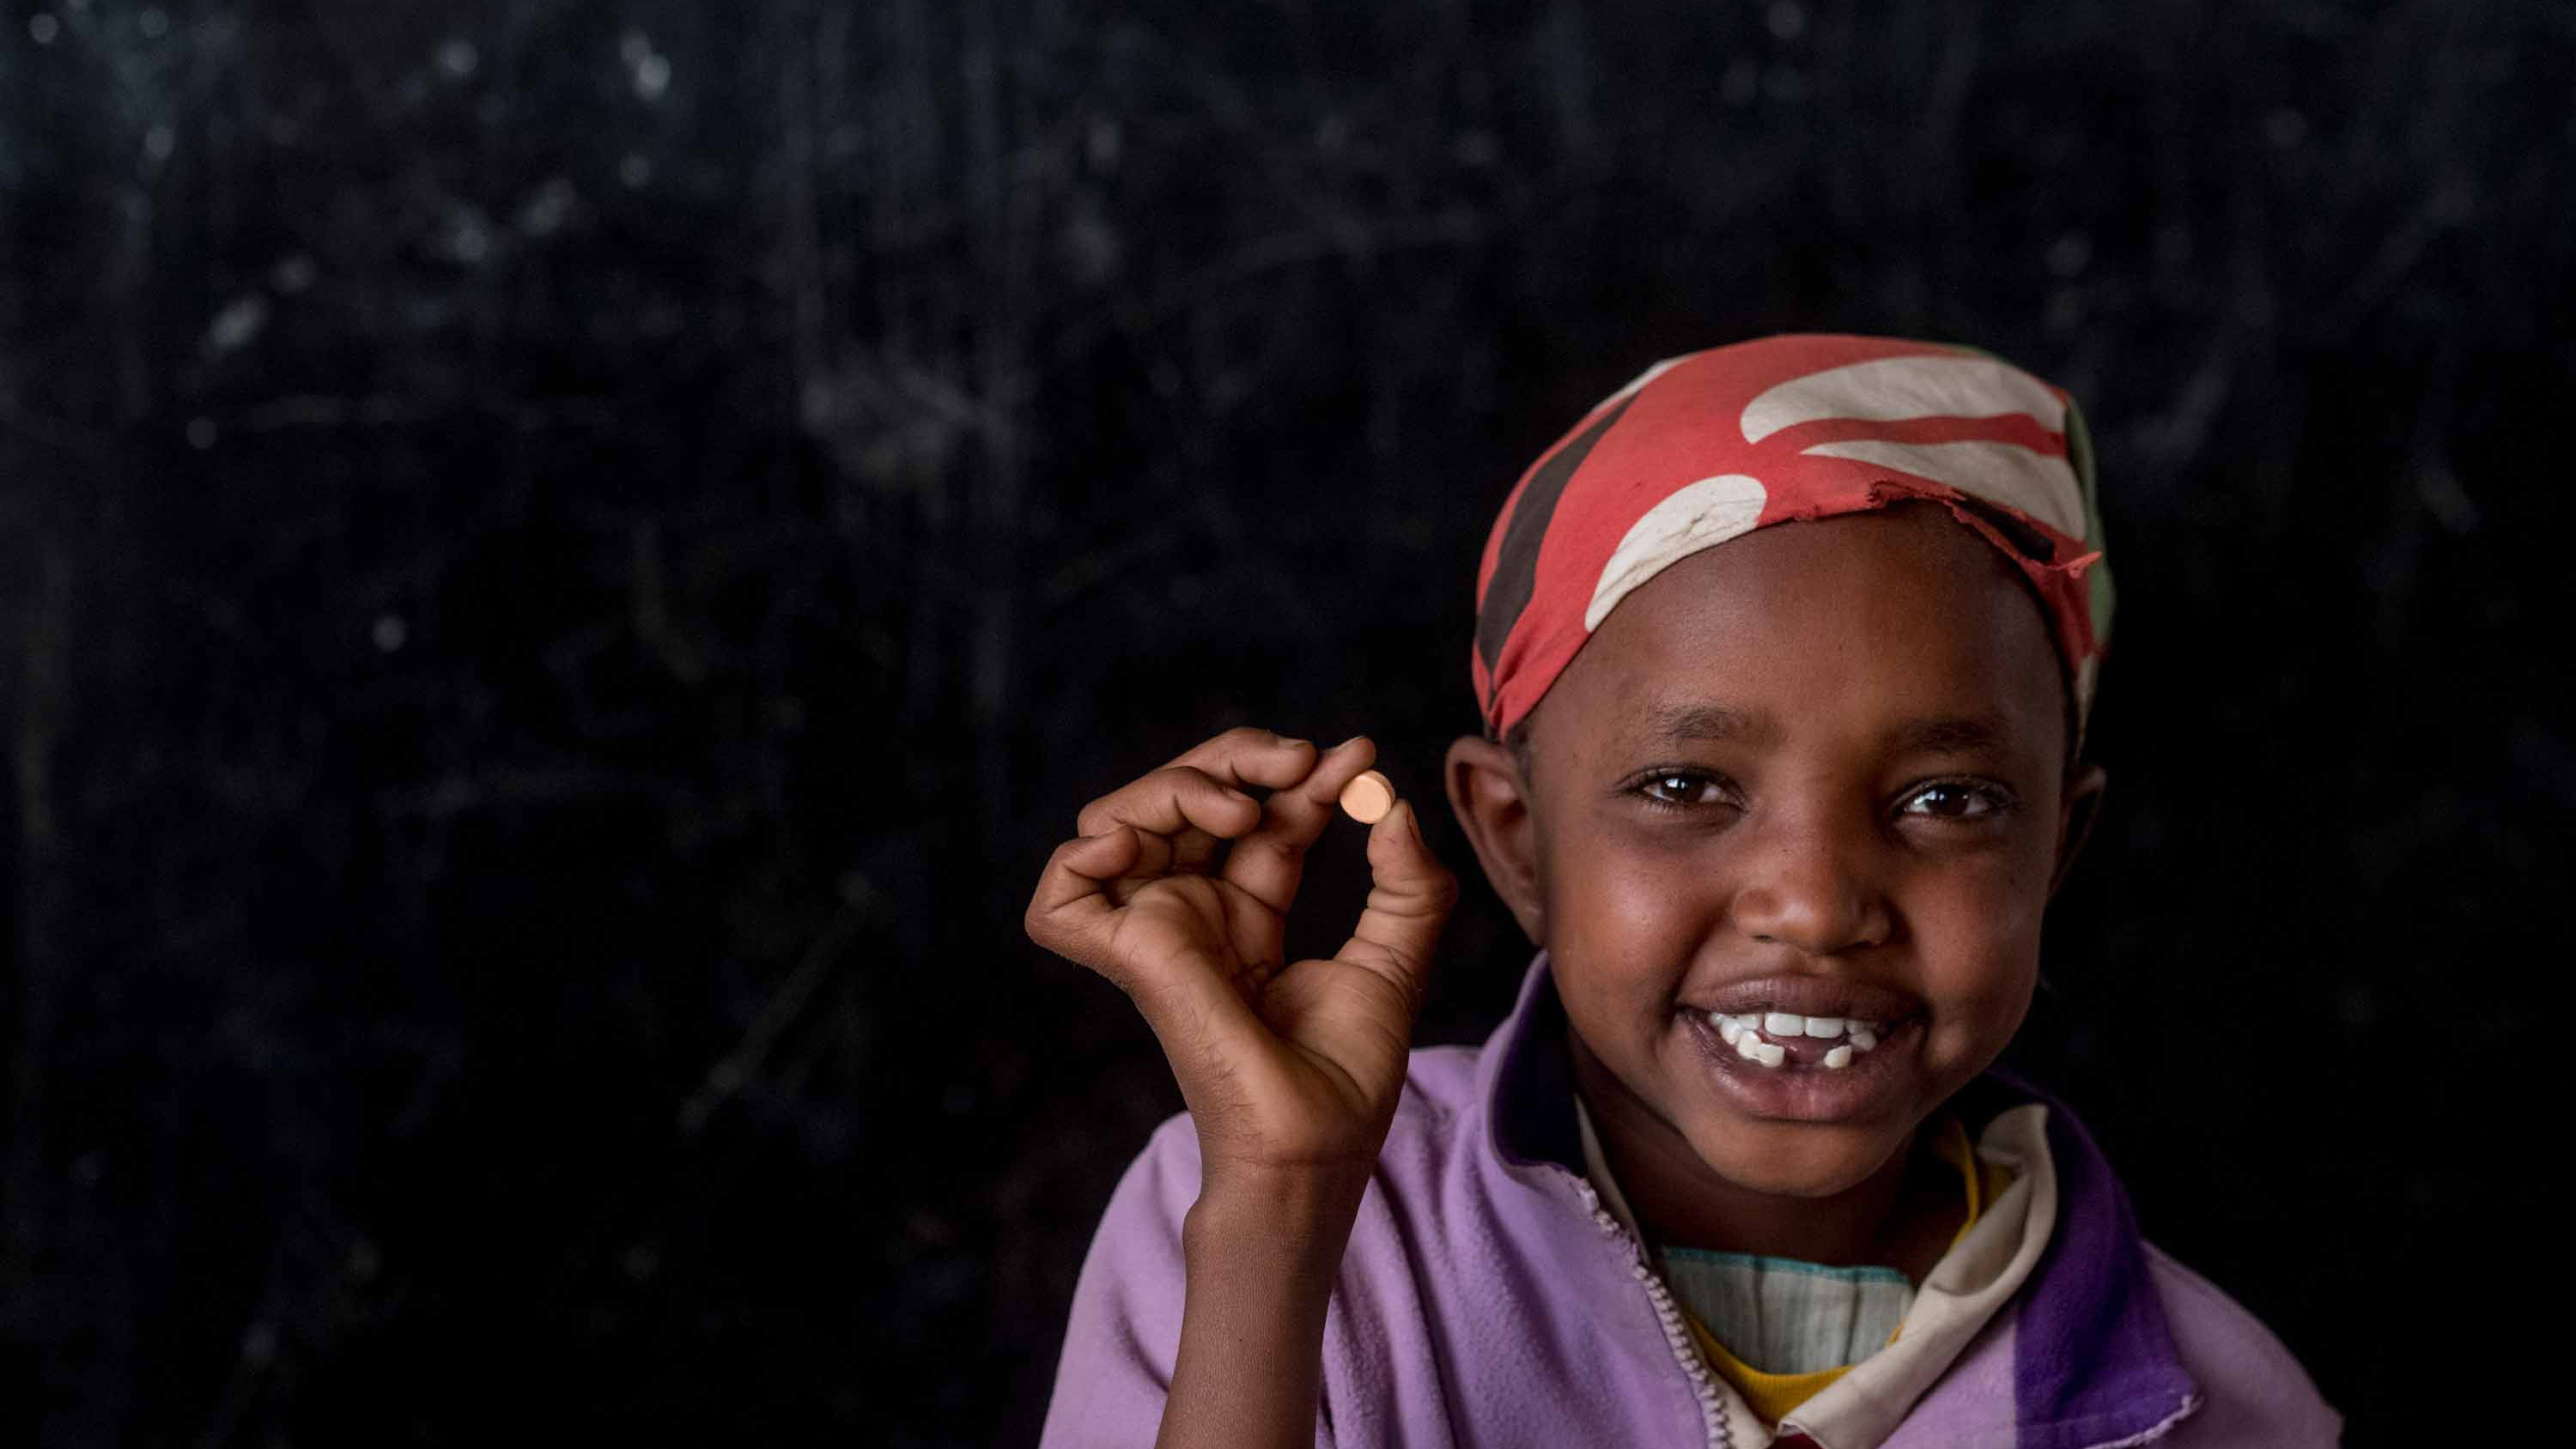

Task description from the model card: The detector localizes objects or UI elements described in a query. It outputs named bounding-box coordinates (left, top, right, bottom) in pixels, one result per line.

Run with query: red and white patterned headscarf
left=1472, top=333, right=2112, bottom=747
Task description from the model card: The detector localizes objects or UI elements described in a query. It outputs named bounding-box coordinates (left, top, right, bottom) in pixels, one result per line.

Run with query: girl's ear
left=2049, top=763, right=2109, bottom=900
left=1445, top=734, right=1546, bottom=944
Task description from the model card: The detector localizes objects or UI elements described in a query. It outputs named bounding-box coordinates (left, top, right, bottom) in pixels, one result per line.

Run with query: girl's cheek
left=1905, top=871, right=2047, bottom=1064
left=1924, top=954, right=2042, bottom=1083
left=1911, top=850, right=2049, bottom=957
left=1593, top=837, right=1722, bottom=938
left=1557, top=853, right=1711, bottom=1029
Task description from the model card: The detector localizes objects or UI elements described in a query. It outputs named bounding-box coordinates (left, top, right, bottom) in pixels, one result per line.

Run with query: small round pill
left=1339, top=770, right=1396, bottom=824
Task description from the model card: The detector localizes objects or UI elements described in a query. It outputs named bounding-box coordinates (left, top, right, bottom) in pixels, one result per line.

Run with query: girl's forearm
left=1156, top=1166, right=1371, bottom=1449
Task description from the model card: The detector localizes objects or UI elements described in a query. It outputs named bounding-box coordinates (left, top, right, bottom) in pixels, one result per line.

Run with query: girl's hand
left=1025, top=730, right=1459, bottom=1185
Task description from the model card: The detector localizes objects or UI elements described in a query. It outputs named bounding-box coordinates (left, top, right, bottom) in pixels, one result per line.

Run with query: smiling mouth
left=1698, top=1009, right=1912, bottom=1070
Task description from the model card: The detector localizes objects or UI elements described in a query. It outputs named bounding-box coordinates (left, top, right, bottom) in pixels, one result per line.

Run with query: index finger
left=1220, top=735, right=1380, bottom=915
left=1160, top=725, right=1321, bottom=794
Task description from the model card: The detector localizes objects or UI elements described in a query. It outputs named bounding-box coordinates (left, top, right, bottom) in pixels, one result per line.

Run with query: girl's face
left=1449, top=505, right=2097, bottom=1202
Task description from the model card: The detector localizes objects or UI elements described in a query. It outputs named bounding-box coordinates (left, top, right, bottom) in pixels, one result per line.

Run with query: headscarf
left=1471, top=333, right=2111, bottom=749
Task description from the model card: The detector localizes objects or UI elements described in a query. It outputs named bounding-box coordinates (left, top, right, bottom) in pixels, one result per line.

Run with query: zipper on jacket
left=1547, top=1163, right=1735, bottom=1449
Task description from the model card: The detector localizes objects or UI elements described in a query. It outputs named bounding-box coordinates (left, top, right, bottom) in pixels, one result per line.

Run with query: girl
left=1024, top=334, right=2340, bottom=1448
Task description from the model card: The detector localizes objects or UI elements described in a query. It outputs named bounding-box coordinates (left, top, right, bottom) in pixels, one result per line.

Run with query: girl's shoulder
left=2137, top=1243, right=2344, bottom=1447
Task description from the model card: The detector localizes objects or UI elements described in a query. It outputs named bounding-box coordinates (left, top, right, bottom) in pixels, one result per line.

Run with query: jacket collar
left=1472, top=951, right=2201, bottom=1449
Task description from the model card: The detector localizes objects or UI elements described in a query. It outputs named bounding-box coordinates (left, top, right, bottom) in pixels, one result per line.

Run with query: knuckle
left=1023, top=899, right=1059, bottom=947
left=1167, top=766, right=1253, bottom=815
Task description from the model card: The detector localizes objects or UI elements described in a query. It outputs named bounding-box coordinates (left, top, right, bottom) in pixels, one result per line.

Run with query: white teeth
left=1709, top=1006, right=1894, bottom=1065
left=1733, top=1032, right=1786, bottom=1068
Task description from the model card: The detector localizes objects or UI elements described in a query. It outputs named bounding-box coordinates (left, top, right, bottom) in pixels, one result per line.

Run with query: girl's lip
left=1686, top=975, right=1924, bottom=1024
left=1680, top=1010, right=1923, bottom=1124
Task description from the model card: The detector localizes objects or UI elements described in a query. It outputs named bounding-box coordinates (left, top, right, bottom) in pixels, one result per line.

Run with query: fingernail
left=1276, top=735, right=1311, bottom=749
left=1334, top=735, right=1365, bottom=749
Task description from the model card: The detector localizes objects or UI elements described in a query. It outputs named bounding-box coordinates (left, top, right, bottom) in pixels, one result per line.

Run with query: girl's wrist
left=1158, top=1164, right=1365, bottom=1449
left=1186, top=1161, right=1371, bottom=1272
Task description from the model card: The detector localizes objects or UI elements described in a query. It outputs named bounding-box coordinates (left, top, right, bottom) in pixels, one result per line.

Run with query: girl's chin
left=1682, top=1119, right=1912, bottom=1200
left=1669, top=1106, right=1937, bottom=1194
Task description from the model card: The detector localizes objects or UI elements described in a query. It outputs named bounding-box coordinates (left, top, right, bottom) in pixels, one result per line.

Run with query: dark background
left=2, top=0, right=2565, bottom=1444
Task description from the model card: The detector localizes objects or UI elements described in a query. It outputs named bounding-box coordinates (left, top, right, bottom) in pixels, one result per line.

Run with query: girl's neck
left=1567, top=1023, right=1962, bottom=1282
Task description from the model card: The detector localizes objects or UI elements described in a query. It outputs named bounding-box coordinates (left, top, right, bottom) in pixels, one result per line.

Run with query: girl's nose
left=1726, top=818, right=1892, bottom=958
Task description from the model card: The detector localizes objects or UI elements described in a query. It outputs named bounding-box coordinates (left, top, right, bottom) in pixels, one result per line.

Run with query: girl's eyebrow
left=1889, top=713, right=2010, bottom=755
left=1640, top=703, right=2011, bottom=756
left=1643, top=702, right=1766, bottom=743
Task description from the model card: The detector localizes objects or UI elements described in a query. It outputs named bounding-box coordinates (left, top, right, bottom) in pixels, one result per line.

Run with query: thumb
left=1333, top=799, right=1459, bottom=1007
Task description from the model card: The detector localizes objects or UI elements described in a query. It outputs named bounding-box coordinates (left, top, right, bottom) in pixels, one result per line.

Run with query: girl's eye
left=1900, top=781, right=2010, bottom=821
left=1637, top=772, right=1731, bottom=809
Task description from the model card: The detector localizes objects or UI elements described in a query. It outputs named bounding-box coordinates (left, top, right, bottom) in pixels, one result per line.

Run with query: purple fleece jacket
left=1042, top=953, right=2342, bottom=1448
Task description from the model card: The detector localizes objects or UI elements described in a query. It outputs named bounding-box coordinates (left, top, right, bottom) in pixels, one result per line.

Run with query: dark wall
left=3, top=0, right=2562, bottom=1443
